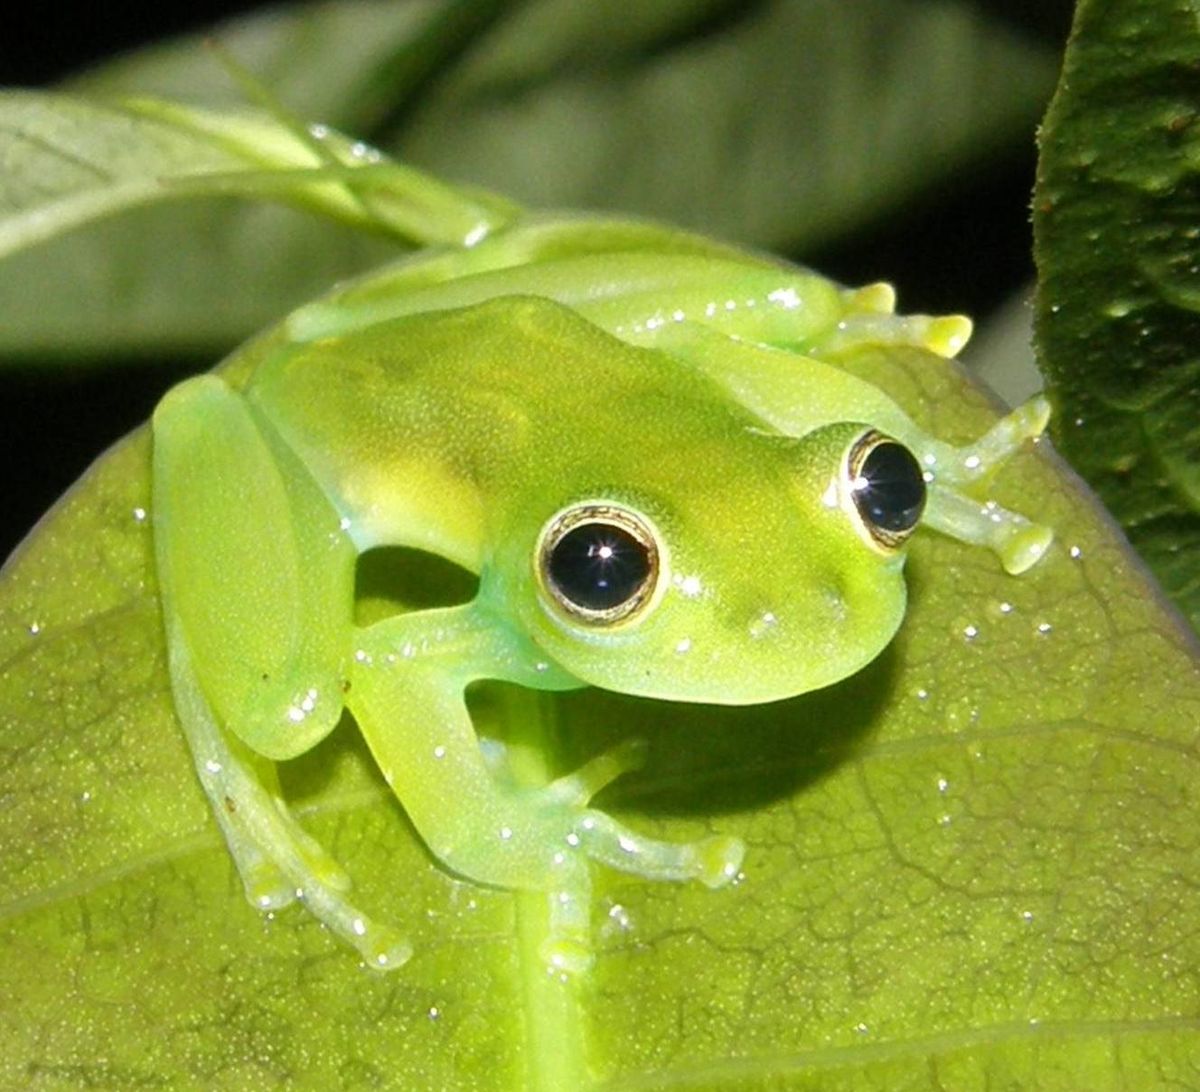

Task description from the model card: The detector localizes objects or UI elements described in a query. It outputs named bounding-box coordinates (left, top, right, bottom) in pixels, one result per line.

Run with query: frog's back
left=241, top=296, right=758, bottom=567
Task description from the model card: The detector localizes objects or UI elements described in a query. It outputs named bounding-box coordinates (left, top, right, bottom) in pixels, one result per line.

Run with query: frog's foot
left=185, top=705, right=411, bottom=970
left=920, top=394, right=1053, bottom=574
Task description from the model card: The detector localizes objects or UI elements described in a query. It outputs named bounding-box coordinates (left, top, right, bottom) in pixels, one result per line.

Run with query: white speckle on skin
left=672, top=309, right=686, bottom=322
left=566, top=832, right=580, bottom=847
left=1022, top=910, right=1035, bottom=923
left=821, top=480, right=839, bottom=509
left=428, top=1006, right=441, bottom=1020
left=964, top=455, right=982, bottom=471
left=999, top=601, right=1014, bottom=615
left=749, top=611, right=778, bottom=639
left=963, top=624, right=979, bottom=640
left=28, top=622, right=40, bottom=635
left=675, top=637, right=693, bottom=654
left=499, top=826, right=513, bottom=841
left=463, top=223, right=488, bottom=247
left=1037, top=621, right=1053, bottom=635
left=433, top=745, right=446, bottom=759
left=1069, top=545, right=1083, bottom=559
left=767, top=286, right=801, bottom=310
left=133, top=507, right=147, bottom=522
left=673, top=573, right=703, bottom=598
left=607, top=903, right=632, bottom=931
left=937, top=777, right=949, bottom=793
left=205, top=759, right=223, bottom=774
left=916, top=688, right=929, bottom=700
left=352, top=918, right=367, bottom=936
left=618, top=835, right=637, bottom=853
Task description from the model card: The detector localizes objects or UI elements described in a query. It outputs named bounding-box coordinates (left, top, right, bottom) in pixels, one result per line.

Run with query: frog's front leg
left=153, top=375, right=411, bottom=969
left=345, top=606, right=744, bottom=973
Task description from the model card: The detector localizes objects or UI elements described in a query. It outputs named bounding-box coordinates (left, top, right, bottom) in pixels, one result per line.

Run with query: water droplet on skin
left=1103, top=299, right=1135, bottom=318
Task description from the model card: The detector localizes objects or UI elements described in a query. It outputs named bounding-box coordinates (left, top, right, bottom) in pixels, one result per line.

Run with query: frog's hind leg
left=152, top=374, right=410, bottom=969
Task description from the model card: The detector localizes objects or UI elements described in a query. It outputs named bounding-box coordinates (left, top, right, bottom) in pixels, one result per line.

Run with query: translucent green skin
left=152, top=217, right=1051, bottom=973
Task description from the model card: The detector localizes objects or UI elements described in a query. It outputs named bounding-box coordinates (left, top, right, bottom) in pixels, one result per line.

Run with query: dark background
left=0, top=1, right=1075, bottom=563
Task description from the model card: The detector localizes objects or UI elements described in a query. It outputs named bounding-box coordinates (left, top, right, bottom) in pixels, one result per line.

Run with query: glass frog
left=152, top=215, right=1051, bottom=974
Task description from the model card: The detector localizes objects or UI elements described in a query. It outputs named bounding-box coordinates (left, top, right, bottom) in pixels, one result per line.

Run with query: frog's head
left=497, top=420, right=926, bottom=705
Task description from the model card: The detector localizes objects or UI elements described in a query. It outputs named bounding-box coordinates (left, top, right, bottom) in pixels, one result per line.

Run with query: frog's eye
left=538, top=504, right=661, bottom=625
left=845, top=430, right=926, bottom=550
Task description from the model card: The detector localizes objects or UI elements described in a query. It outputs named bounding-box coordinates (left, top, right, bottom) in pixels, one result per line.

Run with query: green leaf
left=3, top=342, right=1196, bottom=1088
left=0, top=0, right=1057, bottom=361
left=1034, top=0, right=1200, bottom=632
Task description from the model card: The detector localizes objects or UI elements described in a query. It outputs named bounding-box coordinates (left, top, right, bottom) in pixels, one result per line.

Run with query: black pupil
left=548, top=523, right=651, bottom=611
left=853, top=441, right=926, bottom=533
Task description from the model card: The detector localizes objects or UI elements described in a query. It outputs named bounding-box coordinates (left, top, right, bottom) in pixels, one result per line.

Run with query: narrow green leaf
left=1034, top=0, right=1200, bottom=631
left=0, top=92, right=509, bottom=262
left=3, top=342, right=1196, bottom=1087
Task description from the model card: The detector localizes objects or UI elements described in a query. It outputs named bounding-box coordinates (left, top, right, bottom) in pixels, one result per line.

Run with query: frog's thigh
left=152, top=374, right=355, bottom=760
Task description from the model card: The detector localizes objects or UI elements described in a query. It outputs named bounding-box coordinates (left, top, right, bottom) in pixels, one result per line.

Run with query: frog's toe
left=691, top=834, right=745, bottom=889
left=241, top=859, right=296, bottom=910
left=546, top=737, right=648, bottom=806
